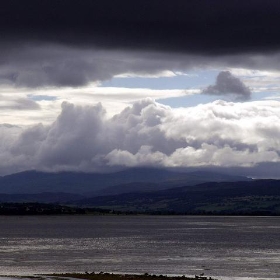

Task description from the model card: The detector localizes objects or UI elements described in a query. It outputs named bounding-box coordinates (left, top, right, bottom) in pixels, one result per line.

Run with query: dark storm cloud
left=1, top=0, right=280, bottom=55
left=0, top=45, right=201, bottom=87
left=202, top=71, right=252, bottom=101
left=3, top=44, right=280, bottom=88
left=1, top=1, right=280, bottom=88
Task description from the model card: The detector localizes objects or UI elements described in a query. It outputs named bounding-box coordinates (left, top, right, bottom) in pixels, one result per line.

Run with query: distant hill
left=1, top=169, right=279, bottom=215
left=0, top=168, right=250, bottom=196
left=76, top=179, right=280, bottom=215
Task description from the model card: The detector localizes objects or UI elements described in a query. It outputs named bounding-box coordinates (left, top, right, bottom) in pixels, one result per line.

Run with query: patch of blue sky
left=28, top=95, right=57, bottom=101
left=156, top=88, right=280, bottom=108
left=157, top=94, right=219, bottom=108
left=157, top=89, right=278, bottom=108
left=251, top=91, right=275, bottom=101
left=101, top=69, right=220, bottom=90
left=101, top=68, right=278, bottom=107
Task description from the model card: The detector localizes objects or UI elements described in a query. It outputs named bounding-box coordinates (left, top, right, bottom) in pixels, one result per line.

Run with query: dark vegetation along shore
left=1, top=200, right=280, bottom=216
left=0, top=203, right=111, bottom=215
left=48, top=272, right=217, bottom=280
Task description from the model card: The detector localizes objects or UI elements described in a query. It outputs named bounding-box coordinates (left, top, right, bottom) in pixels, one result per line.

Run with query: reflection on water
left=0, top=216, right=279, bottom=279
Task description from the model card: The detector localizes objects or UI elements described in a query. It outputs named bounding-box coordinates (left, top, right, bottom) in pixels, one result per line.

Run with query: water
left=0, top=215, right=279, bottom=279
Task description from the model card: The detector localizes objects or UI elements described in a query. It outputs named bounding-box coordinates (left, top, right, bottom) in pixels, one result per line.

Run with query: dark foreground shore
left=48, top=272, right=216, bottom=280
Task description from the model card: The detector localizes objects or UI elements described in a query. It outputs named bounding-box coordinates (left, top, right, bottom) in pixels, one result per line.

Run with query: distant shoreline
left=0, top=273, right=217, bottom=280
left=46, top=272, right=217, bottom=280
left=1, top=202, right=280, bottom=216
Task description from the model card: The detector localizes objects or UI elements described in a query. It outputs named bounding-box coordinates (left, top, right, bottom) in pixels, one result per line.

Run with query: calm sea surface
left=0, top=215, right=279, bottom=280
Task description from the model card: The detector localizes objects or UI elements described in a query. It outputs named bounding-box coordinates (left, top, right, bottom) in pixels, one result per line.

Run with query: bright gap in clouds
left=101, top=69, right=220, bottom=108
left=1, top=68, right=280, bottom=126
left=1, top=68, right=280, bottom=177
left=101, top=68, right=280, bottom=108
left=101, top=69, right=218, bottom=90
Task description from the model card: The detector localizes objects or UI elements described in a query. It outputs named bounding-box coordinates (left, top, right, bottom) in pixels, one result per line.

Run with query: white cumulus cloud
left=1, top=98, right=280, bottom=177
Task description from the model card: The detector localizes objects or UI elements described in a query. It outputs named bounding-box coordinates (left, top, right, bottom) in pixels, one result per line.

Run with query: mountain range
left=0, top=168, right=249, bottom=196
left=78, top=179, right=280, bottom=215
left=1, top=168, right=279, bottom=215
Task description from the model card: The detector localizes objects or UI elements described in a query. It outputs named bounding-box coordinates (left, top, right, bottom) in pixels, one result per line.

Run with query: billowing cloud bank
left=2, top=99, right=280, bottom=177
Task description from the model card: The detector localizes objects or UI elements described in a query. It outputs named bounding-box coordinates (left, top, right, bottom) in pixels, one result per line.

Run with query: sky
left=1, top=0, right=280, bottom=177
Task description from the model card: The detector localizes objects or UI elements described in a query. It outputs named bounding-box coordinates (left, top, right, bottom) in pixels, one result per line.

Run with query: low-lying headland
left=0, top=273, right=218, bottom=280
left=47, top=272, right=217, bottom=280
left=1, top=202, right=280, bottom=216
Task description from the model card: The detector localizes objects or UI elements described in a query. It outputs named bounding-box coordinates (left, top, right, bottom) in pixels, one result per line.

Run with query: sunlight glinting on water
left=0, top=216, right=280, bottom=279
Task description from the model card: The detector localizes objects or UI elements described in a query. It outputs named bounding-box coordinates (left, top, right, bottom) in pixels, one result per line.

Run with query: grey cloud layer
left=202, top=71, right=252, bottom=101
left=0, top=97, right=40, bottom=110
left=2, top=99, right=280, bottom=177
left=2, top=44, right=280, bottom=88
left=0, top=45, right=197, bottom=87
